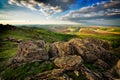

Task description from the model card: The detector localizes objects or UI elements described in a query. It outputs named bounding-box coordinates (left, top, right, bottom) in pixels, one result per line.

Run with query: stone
left=94, top=59, right=109, bottom=69
left=49, top=42, right=75, bottom=57
left=85, top=53, right=98, bottom=63
left=8, top=40, right=49, bottom=66
left=68, top=38, right=117, bottom=69
left=116, top=59, right=120, bottom=77
left=34, top=69, right=66, bottom=80
left=54, top=55, right=83, bottom=70
left=80, top=64, right=107, bottom=80
left=74, top=70, right=79, bottom=76
left=49, top=38, right=117, bottom=69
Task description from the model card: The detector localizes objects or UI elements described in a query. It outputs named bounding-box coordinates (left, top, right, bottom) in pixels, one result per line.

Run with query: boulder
left=80, top=64, right=108, bottom=80
left=68, top=38, right=116, bottom=68
left=94, top=59, right=109, bottom=69
left=85, top=53, right=98, bottom=63
left=33, top=69, right=69, bottom=80
left=8, top=40, right=49, bottom=66
left=84, top=38, right=110, bottom=50
left=54, top=55, right=83, bottom=70
left=49, top=42, right=75, bottom=57
left=49, top=38, right=117, bottom=69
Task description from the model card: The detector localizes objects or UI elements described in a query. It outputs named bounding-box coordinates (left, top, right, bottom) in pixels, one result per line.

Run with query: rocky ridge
left=7, top=38, right=119, bottom=80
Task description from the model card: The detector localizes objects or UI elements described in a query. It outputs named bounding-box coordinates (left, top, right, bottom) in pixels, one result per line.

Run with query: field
left=0, top=24, right=120, bottom=79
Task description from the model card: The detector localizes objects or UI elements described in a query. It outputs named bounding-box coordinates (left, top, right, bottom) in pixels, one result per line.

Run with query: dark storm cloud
left=61, top=0, right=120, bottom=21
left=8, top=0, right=77, bottom=15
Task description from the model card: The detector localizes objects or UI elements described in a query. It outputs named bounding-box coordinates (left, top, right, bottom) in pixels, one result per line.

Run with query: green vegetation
left=1, top=61, right=55, bottom=80
left=99, top=27, right=108, bottom=31
left=0, top=25, right=120, bottom=80
left=0, top=27, right=75, bottom=57
left=111, top=28, right=120, bottom=32
left=70, top=31, right=120, bottom=48
left=84, top=62, right=104, bottom=72
left=36, top=29, right=76, bottom=42
left=112, top=69, right=120, bottom=78
left=0, top=25, right=77, bottom=79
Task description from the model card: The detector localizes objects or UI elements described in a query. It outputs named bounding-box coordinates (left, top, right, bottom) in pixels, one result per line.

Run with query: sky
left=0, top=0, right=120, bottom=26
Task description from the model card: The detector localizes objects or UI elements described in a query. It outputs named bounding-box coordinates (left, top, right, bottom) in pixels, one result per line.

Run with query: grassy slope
left=0, top=25, right=77, bottom=79
left=0, top=25, right=120, bottom=79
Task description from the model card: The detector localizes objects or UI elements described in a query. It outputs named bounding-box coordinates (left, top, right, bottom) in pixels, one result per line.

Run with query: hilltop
left=0, top=24, right=120, bottom=80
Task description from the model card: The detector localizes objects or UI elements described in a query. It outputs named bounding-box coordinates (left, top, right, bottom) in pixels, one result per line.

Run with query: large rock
left=49, top=38, right=117, bottom=69
left=54, top=55, right=83, bottom=70
left=80, top=64, right=108, bottom=80
left=49, top=42, right=75, bottom=57
left=53, top=55, right=109, bottom=80
left=32, top=69, right=72, bottom=80
left=94, top=59, right=109, bottom=69
left=68, top=38, right=111, bottom=59
left=69, top=38, right=117, bottom=69
left=85, top=53, right=98, bottom=63
left=8, top=40, right=49, bottom=66
left=83, top=38, right=110, bottom=50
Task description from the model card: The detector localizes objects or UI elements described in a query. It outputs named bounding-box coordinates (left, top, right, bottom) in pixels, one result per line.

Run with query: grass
left=1, top=61, right=55, bottom=80
left=84, top=62, right=104, bottom=72
left=0, top=25, right=77, bottom=77
left=99, top=27, right=108, bottom=31
left=72, top=32, right=120, bottom=48
left=111, top=28, right=120, bottom=32
left=0, top=25, right=120, bottom=80
left=36, top=29, right=76, bottom=42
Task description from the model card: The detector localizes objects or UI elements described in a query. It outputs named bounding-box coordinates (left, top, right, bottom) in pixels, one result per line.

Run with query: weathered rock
left=34, top=69, right=69, bottom=80
left=84, top=38, right=110, bottom=50
left=94, top=59, right=109, bottom=69
left=6, top=38, right=118, bottom=80
left=85, top=53, right=98, bottom=63
left=74, top=70, right=79, bottom=76
left=116, top=60, right=120, bottom=76
left=69, top=38, right=117, bottom=69
left=80, top=64, right=107, bottom=80
left=49, top=38, right=117, bottom=69
left=8, top=40, right=49, bottom=66
left=54, top=55, right=83, bottom=70
left=49, top=42, right=75, bottom=57
left=114, top=59, right=120, bottom=78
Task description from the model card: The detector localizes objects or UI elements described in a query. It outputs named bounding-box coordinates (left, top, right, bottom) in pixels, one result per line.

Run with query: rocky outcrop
left=32, top=69, right=72, bottom=80
left=49, top=42, right=75, bottom=57
left=80, top=65, right=106, bottom=80
left=54, top=55, right=83, bottom=70
left=8, top=40, right=49, bottom=66
left=6, top=38, right=118, bottom=80
left=49, top=38, right=117, bottom=69
left=53, top=55, right=108, bottom=80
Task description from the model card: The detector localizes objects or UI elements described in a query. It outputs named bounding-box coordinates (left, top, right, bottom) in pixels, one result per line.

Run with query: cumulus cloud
left=8, top=0, right=77, bottom=16
left=61, top=0, right=120, bottom=23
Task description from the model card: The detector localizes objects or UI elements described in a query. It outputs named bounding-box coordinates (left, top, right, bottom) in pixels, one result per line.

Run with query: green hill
left=0, top=24, right=120, bottom=80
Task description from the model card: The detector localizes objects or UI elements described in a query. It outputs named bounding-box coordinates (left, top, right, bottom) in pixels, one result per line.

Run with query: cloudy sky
left=0, top=0, right=120, bottom=26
